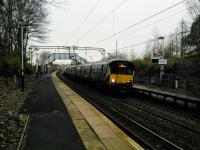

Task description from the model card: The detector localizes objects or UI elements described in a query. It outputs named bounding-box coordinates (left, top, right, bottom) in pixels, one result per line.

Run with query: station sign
left=152, top=56, right=162, bottom=63
left=159, top=59, right=167, bottom=65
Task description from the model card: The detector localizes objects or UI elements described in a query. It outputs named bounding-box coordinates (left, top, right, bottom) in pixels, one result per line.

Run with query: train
left=64, top=59, right=135, bottom=90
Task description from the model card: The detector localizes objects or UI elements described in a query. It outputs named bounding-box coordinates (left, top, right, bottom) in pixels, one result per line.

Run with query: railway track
left=125, top=96, right=200, bottom=134
left=96, top=93, right=200, bottom=149
left=59, top=73, right=184, bottom=150
left=132, top=91, right=200, bottom=122
left=109, top=95, right=200, bottom=135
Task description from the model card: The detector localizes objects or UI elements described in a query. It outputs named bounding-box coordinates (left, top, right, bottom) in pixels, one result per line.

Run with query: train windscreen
left=109, top=61, right=134, bottom=75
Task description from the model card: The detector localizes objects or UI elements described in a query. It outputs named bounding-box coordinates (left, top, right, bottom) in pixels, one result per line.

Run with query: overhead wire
left=111, top=30, right=190, bottom=53
left=101, top=4, right=197, bottom=48
left=96, top=8, right=187, bottom=47
left=69, top=0, right=101, bottom=42
left=75, top=0, right=127, bottom=44
left=106, top=5, right=195, bottom=50
left=93, top=0, right=187, bottom=46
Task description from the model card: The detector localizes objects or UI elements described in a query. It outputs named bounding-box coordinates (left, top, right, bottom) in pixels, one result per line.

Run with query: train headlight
left=127, top=80, right=132, bottom=83
left=111, top=79, right=115, bottom=83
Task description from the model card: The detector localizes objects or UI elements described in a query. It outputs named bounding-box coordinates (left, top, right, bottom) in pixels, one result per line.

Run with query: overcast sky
left=30, top=0, right=190, bottom=61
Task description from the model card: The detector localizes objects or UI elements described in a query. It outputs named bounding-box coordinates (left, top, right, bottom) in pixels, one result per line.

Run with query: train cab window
left=109, top=61, right=134, bottom=75
left=118, top=65, right=127, bottom=74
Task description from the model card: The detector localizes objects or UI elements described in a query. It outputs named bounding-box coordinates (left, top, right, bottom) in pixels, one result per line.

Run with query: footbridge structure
left=44, top=52, right=87, bottom=65
left=29, top=45, right=105, bottom=73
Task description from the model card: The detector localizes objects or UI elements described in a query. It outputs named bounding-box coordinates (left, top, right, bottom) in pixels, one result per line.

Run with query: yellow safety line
left=79, top=98, right=144, bottom=150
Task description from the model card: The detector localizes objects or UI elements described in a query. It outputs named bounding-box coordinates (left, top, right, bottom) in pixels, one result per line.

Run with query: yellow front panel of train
left=109, top=74, right=133, bottom=85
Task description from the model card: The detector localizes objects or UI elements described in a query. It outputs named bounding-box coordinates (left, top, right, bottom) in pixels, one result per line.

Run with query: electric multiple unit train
left=64, top=59, right=134, bottom=90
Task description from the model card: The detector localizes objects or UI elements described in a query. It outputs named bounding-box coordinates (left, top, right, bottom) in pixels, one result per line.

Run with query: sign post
left=159, top=58, right=167, bottom=85
left=159, top=59, right=167, bottom=65
left=158, top=36, right=165, bottom=85
left=152, top=57, right=167, bottom=85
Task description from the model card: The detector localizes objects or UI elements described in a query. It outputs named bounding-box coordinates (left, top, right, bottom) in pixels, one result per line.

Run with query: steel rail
left=127, top=95, right=200, bottom=125
left=58, top=73, right=183, bottom=150
left=119, top=97, right=200, bottom=135
left=58, top=73, right=152, bottom=149
left=101, top=102, right=183, bottom=150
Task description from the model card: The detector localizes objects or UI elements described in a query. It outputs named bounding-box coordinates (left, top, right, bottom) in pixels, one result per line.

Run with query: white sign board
left=159, top=59, right=167, bottom=65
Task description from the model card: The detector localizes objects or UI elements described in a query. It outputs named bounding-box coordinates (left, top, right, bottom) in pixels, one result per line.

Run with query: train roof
left=68, top=59, right=133, bottom=68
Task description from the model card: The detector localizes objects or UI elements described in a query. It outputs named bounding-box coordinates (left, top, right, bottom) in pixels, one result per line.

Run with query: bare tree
left=142, top=28, right=161, bottom=60
left=0, top=0, right=60, bottom=60
left=130, top=48, right=136, bottom=61
left=165, top=33, right=174, bottom=57
left=185, top=15, right=200, bottom=55
left=151, top=27, right=163, bottom=57
left=175, top=19, right=190, bottom=57
left=143, top=40, right=153, bottom=60
left=39, top=51, right=51, bottom=62
left=105, top=51, right=128, bottom=60
left=186, top=0, right=200, bottom=20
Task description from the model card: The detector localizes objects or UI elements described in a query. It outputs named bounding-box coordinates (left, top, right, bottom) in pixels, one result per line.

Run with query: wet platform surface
left=23, top=75, right=85, bottom=150
left=22, top=74, right=143, bottom=150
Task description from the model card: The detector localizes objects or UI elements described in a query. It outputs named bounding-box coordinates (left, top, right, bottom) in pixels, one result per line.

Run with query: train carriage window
left=103, top=64, right=108, bottom=74
left=98, top=65, right=102, bottom=77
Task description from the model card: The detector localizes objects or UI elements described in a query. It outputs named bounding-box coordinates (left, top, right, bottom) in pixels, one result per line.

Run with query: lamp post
left=89, top=56, right=93, bottom=62
left=102, top=49, right=106, bottom=61
left=19, top=22, right=34, bottom=91
left=107, top=53, right=112, bottom=60
left=116, top=40, right=118, bottom=58
left=19, top=22, right=25, bottom=91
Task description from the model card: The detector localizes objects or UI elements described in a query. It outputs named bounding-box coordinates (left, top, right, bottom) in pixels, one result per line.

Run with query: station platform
left=133, top=83, right=194, bottom=98
left=52, top=73, right=143, bottom=150
left=24, top=73, right=143, bottom=150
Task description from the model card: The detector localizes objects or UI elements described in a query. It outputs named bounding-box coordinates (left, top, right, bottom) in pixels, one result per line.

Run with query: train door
left=89, top=65, right=92, bottom=81
left=103, top=64, right=108, bottom=82
left=100, top=65, right=103, bottom=81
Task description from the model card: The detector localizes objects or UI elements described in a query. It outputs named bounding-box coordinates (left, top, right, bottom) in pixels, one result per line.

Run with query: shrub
left=25, top=63, right=34, bottom=74
left=0, top=55, right=21, bottom=76
left=0, top=55, right=34, bottom=77
left=133, top=59, right=154, bottom=76
left=133, top=57, right=180, bottom=77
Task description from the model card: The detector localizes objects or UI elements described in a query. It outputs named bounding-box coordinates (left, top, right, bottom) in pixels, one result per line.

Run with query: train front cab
left=108, top=60, right=134, bottom=90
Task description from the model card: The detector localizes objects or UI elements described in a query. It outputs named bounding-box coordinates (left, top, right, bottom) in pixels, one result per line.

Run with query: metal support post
left=69, top=47, right=71, bottom=59
left=158, top=37, right=165, bottom=85
left=160, top=64, right=164, bottom=85
left=116, top=40, right=118, bottom=58
left=103, top=50, right=106, bottom=61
